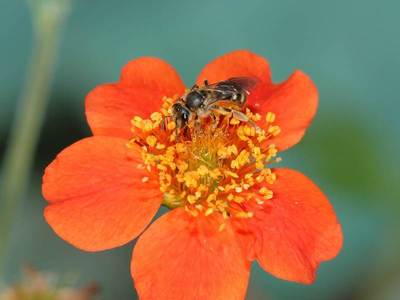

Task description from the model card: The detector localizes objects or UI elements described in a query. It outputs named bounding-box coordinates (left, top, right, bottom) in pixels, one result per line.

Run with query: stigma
left=127, top=97, right=281, bottom=224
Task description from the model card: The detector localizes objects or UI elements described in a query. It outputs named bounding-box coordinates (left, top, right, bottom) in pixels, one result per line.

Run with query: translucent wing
left=218, top=77, right=259, bottom=93
left=204, top=76, right=259, bottom=93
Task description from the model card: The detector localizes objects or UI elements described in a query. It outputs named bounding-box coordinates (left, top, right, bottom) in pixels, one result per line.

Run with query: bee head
left=172, top=102, right=191, bottom=128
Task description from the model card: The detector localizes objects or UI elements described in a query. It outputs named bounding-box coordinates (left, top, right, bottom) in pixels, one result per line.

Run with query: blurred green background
left=1, top=0, right=399, bottom=299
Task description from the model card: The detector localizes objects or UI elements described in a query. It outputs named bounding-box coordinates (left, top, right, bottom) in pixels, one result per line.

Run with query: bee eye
left=172, top=103, right=190, bottom=124
left=186, top=91, right=204, bottom=110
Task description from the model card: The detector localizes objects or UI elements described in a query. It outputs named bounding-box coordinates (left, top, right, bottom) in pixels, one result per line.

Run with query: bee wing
left=203, top=76, right=259, bottom=94
left=220, top=76, right=260, bottom=92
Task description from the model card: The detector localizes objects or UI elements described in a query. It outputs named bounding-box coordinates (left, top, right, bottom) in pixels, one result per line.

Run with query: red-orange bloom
left=42, top=50, right=343, bottom=299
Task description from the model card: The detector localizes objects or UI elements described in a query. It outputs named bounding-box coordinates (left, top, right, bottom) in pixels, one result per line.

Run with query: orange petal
left=42, top=136, right=162, bottom=251
left=86, top=57, right=185, bottom=138
left=196, top=49, right=271, bottom=85
left=251, top=71, right=318, bottom=151
left=236, top=168, right=342, bottom=284
left=131, top=208, right=250, bottom=300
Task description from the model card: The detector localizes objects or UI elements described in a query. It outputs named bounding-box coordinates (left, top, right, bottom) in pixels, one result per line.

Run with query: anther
left=266, top=112, right=276, bottom=123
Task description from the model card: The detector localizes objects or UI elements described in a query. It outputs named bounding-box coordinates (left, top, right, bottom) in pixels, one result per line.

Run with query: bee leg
left=211, top=106, right=261, bottom=132
left=232, top=110, right=262, bottom=132
left=210, top=113, right=219, bottom=130
left=209, top=105, right=233, bottom=128
left=230, top=110, right=248, bottom=122
left=160, top=117, right=167, bottom=130
left=183, top=125, right=191, bottom=139
left=194, top=116, right=202, bottom=134
left=204, top=80, right=209, bottom=86
left=174, top=127, right=181, bottom=141
left=190, top=84, right=199, bottom=90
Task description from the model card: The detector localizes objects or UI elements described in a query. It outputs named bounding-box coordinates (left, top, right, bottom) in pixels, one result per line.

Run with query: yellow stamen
left=156, top=143, right=166, bottom=150
left=205, top=207, right=214, bottom=216
left=146, top=135, right=157, bottom=147
left=197, top=165, right=209, bottom=176
left=187, top=195, right=197, bottom=204
left=167, top=121, right=176, bottom=130
left=268, top=125, right=281, bottom=136
left=128, top=96, right=281, bottom=221
left=150, top=112, right=163, bottom=123
left=230, top=118, right=241, bottom=125
left=266, top=112, right=276, bottom=123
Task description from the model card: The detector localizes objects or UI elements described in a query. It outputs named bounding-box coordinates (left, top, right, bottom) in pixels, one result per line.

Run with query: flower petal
left=236, top=168, right=342, bottom=284
left=42, top=136, right=162, bottom=251
left=131, top=208, right=250, bottom=300
left=86, top=57, right=185, bottom=138
left=196, top=49, right=271, bottom=85
left=251, top=71, right=318, bottom=151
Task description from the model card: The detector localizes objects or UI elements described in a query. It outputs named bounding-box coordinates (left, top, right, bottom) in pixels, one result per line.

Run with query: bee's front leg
left=160, top=116, right=170, bottom=131
left=193, top=115, right=202, bottom=134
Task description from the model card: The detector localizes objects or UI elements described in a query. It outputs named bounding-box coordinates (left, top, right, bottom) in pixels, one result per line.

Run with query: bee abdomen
left=233, top=92, right=246, bottom=105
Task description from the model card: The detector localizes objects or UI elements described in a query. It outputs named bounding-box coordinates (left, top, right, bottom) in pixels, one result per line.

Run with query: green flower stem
left=0, top=0, right=70, bottom=277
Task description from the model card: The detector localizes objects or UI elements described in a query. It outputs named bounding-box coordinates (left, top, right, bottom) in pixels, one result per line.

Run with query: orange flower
left=42, top=50, right=343, bottom=299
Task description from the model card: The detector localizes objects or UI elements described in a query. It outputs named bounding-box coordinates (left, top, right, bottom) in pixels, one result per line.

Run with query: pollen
left=146, top=135, right=157, bottom=147
left=230, top=118, right=241, bottom=125
left=266, top=112, right=276, bottom=123
left=268, top=125, right=281, bottom=136
left=231, top=150, right=250, bottom=169
left=167, top=121, right=176, bottom=130
left=128, top=96, right=282, bottom=222
left=150, top=112, right=163, bottom=123
left=197, top=165, right=209, bottom=176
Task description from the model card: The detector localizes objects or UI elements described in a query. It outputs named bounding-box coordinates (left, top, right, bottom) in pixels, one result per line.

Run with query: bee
left=166, top=77, right=259, bottom=133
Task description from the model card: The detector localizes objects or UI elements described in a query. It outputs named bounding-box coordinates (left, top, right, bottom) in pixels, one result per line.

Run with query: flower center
left=127, top=96, right=281, bottom=227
